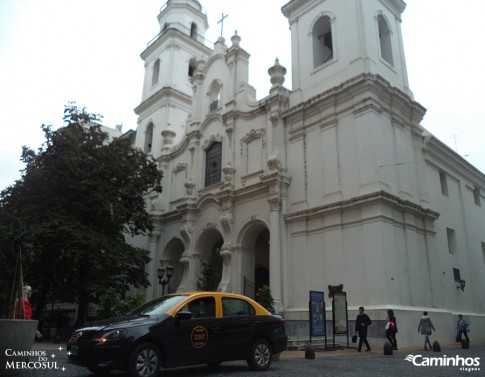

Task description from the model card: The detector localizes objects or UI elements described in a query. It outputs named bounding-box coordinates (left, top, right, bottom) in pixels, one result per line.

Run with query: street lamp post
left=157, top=261, right=174, bottom=296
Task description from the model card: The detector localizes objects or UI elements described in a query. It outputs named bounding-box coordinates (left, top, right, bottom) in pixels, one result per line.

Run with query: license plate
left=70, top=345, right=79, bottom=355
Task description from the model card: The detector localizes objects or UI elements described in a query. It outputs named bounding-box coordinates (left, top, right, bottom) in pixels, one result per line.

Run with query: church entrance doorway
left=240, top=222, right=270, bottom=299
left=195, top=228, right=224, bottom=291
left=164, top=237, right=185, bottom=293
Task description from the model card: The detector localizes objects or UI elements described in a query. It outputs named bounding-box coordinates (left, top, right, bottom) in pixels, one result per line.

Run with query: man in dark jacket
left=355, top=306, right=372, bottom=351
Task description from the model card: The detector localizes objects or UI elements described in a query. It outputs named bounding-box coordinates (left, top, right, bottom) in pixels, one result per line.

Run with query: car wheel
left=128, top=343, right=162, bottom=377
left=247, top=339, right=272, bottom=371
left=88, top=366, right=112, bottom=376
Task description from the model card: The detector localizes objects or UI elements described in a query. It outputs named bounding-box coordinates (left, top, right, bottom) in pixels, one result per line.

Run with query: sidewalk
left=279, top=343, right=467, bottom=359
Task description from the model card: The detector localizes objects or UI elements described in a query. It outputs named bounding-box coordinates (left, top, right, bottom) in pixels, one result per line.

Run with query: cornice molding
left=135, top=86, right=192, bottom=115
left=285, top=190, right=440, bottom=223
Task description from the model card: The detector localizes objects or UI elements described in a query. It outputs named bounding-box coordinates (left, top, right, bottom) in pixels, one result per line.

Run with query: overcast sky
left=1, top=0, right=484, bottom=191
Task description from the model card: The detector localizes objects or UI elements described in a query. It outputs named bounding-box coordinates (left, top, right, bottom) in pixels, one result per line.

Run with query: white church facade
left=127, top=0, right=485, bottom=346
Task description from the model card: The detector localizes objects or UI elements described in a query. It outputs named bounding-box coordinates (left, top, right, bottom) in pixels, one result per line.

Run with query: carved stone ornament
left=173, top=162, right=187, bottom=174
left=267, top=152, right=280, bottom=170
left=202, top=134, right=223, bottom=150
left=231, top=31, right=241, bottom=47
left=185, top=176, right=196, bottom=196
left=220, top=212, right=233, bottom=234
left=268, top=58, right=287, bottom=87
left=241, top=128, right=265, bottom=146
left=149, top=194, right=162, bottom=210
left=179, top=223, right=193, bottom=248
left=161, top=125, right=176, bottom=147
left=203, top=222, right=217, bottom=230
left=222, top=162, right=235, bottom=183
left=220, top=247, right=232, bottom=258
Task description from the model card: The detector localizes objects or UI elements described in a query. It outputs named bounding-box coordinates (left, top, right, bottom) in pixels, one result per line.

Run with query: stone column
left=269, top=198, right=283, bottom=311
left=145, top=227, right=162, bottom=299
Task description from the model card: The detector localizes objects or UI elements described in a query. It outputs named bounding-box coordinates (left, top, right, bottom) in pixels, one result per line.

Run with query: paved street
left=14, top=342, right=484, bottom=377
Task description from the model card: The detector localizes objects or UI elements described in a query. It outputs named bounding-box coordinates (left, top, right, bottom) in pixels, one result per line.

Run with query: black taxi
left=67, top=292, right=287, bottom=377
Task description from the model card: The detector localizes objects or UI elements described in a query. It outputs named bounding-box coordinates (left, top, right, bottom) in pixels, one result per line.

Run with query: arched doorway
left=195, top=229, right=224, bottom=291
left=239, top=222, right=270, bottom=299
left=164, top=237, right=185, bottom=293
left=254, top=229, right=270, bottom=292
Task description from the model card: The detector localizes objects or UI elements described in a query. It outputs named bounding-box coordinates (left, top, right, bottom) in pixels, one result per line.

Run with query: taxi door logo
left=191, top=326, right=208, bottom=348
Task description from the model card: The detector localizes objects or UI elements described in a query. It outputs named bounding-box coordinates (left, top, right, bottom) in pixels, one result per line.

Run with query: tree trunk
left=75, top=296, right=89, bottom=327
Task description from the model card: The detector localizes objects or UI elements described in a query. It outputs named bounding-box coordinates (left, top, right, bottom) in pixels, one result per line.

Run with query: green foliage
left=256, top=285, right=275, bottom=314
left=197, top=249, right=223, bottom=292
left=95, top=287, right=146, bottom=320
left=0, top=103, right=163, bottom=323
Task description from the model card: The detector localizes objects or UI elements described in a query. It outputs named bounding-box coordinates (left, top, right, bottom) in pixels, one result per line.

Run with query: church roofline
left=423, top=132, right=485, bottom=183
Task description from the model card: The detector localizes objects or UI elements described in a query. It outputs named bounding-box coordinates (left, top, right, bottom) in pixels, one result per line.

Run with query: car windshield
left=129, top=295, right=188, bottom=316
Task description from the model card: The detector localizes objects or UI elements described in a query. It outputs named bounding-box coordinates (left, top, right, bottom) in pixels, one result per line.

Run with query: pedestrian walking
left=385, top=309, right=398, bottom=350
left=355, top=306, right=372, bottom=352
left=417, top=311, right=435, bottom=350
left=456, top=314, right=470, bottom=343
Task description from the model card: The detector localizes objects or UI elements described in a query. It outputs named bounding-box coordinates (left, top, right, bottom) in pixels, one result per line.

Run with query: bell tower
left=282, top=0, right=412, bottom=104
left=134, top=0, right=211, bottom=157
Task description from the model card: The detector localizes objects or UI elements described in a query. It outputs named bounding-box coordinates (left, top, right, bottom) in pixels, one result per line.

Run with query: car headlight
left=93, top=329, right=127, bottom=344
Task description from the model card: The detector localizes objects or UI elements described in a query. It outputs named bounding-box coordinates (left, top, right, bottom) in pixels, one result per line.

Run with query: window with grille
left=205, top=142, right=222, bottom=187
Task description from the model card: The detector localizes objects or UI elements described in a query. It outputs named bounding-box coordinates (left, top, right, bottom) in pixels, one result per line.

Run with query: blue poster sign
left=309, top=291, right=325, bottom=337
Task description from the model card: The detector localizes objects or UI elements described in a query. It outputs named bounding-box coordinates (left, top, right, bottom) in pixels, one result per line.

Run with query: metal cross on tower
left=217, top=13, right=228, bottom=36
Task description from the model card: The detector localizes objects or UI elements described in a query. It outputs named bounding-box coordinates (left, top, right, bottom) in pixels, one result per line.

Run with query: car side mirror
left=175, top=311, right=193, bottom=323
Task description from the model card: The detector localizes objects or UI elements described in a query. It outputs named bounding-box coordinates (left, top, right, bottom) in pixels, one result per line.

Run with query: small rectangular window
left=447, top=228, right=456, bottom=254
left=473, top=186, right=481, bottom=206
left=453, top=268, right=461, bottom=282
left=439, top=171, right=448, bottom=196
left=482, top=242, right=485, bottom=264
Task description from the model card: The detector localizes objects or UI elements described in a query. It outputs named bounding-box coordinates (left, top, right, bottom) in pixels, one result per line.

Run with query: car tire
left=128, top=343, right=162, bottom=377
left=247, top=339, right=273, bottom=371
left=88, top=366, right=112, bottom=376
